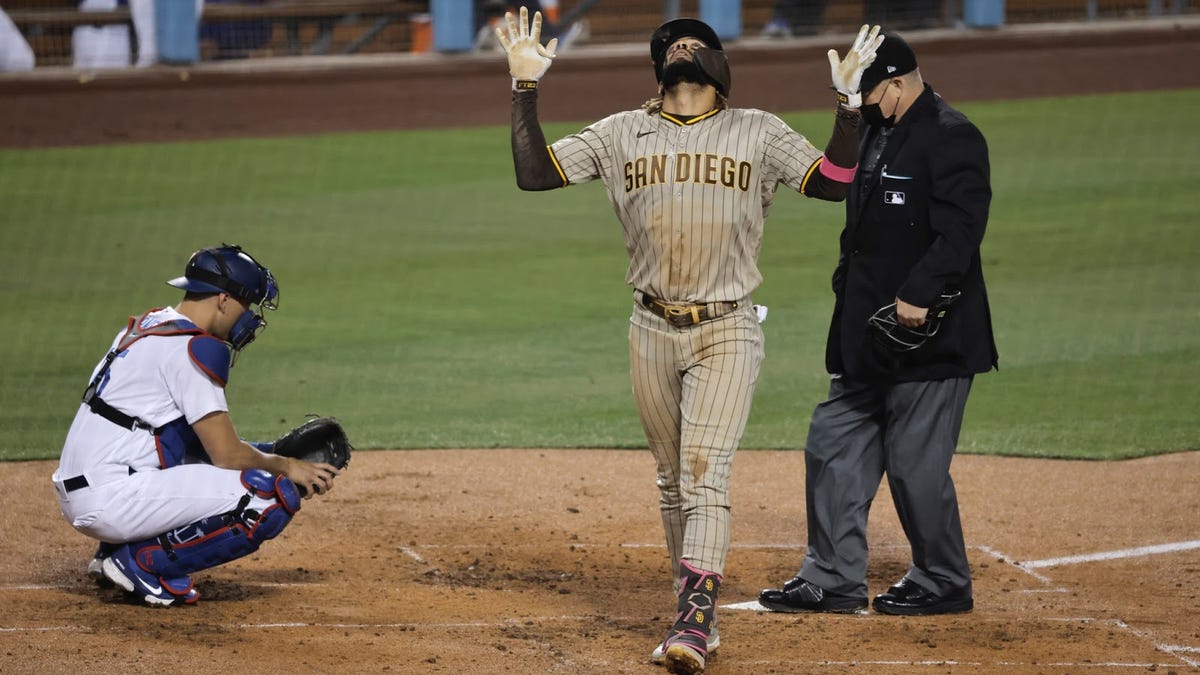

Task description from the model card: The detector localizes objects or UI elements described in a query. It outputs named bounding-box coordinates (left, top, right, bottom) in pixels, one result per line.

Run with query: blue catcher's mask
left=167, top=244, right=279, bottom=356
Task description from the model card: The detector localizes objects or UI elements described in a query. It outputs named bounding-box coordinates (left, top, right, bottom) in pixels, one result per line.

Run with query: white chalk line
left=1114, top=619, right=1200, bottom=668
left=4, top=612, right=1197, bottom=668
left=975, top=544, right=1059, bottom=585
left=1021, top=540, right=1200, bottom=569
left=4, top=621, right=1188, bottom=670
left=398, top=546, right=426, bottom=564
left=7, top=540, right=1196, bottom=666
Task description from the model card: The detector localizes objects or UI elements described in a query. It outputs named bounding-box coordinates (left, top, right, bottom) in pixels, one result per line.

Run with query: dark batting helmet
left=867, top=291, right=961, bottom=352
left=649, top=18, right=731, bottom=97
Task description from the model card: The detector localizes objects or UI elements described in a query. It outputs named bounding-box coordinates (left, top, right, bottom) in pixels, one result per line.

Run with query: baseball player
left=496, top=8, right=881, bottom=673
left=52, top=245, right=341, bottom=607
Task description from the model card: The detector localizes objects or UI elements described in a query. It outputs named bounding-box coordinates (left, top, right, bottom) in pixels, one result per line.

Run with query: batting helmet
left=649, top=18, right=731, bottom=97
left=867, top=291, right=961, bottom=352
left=168, top=244, right=278, bottom=309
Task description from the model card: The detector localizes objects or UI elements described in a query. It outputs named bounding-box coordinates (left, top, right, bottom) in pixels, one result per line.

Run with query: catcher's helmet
left=650, top=18, right=730, bottom=96
left=867, top=291, right=961, bottom=352
left=168, top=244, right=278, bottom=309
left=168, top=244, right=279, bottom=352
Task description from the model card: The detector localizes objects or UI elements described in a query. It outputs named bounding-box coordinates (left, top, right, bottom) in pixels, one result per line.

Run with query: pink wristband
left=818, top=155, right=858, bottom=183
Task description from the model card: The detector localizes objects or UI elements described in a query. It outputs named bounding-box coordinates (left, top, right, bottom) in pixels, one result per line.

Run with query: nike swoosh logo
left=136, top=575, right=163, bottom=595
left=637, top=131, right=655, bottom=138
left=881, top=171, right=912, bottom=180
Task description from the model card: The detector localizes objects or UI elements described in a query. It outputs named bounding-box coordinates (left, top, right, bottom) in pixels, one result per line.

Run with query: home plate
left=723, top=600, right=769, bottom=611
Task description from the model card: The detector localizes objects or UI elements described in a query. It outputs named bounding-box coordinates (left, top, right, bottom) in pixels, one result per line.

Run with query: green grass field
left=2, top=89, right=1197, bottom=461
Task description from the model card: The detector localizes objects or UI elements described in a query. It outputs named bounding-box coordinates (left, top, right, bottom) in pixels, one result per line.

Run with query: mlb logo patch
left=884, top=191, right=906, bottom=205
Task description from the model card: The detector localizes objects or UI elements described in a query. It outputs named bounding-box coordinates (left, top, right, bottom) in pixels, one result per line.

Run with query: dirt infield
left=2, top=450, right=1198, bottom=673
left=2, top=17, right=1199, bottom=675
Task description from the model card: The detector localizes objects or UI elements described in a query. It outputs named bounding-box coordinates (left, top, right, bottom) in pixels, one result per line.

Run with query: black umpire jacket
left=826, top=84, right=999, bottom=383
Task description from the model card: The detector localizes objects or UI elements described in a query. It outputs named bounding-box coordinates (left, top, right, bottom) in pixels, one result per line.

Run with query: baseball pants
left=53, top=463, right=274, bottom=543
left=798, top=375, right=973, bottom=598
left=629, top=301, right=764, bottom=577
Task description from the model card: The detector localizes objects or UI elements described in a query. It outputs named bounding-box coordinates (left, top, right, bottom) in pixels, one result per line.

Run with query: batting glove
left=827, top=24, right=883, bottom=109
left=496, top=6, right=558, bottom=90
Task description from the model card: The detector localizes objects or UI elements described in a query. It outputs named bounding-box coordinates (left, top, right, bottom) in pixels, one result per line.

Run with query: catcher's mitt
left=272, top=417, right=352, bottom=495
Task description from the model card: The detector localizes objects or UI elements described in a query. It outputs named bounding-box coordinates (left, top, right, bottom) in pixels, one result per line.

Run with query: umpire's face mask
left=861, top=80, right=900, bottom=128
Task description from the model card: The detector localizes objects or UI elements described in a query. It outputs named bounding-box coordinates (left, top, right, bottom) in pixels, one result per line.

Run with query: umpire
left=760, top=31, right=997, bottom=615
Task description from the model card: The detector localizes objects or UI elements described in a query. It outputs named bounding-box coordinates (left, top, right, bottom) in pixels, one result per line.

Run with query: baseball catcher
left=52, top=244, right=351, bottom=607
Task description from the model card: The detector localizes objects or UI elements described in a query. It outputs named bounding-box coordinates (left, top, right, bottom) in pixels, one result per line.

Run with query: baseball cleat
left=651, top=629, right=718, bottom=666
left=87, top=542, right=117, bottom=587
left=758, top=576, right=867, bottom=614
left=664, top=641, right=706, bottom=675
left=101, top=544, right=199, bottom=607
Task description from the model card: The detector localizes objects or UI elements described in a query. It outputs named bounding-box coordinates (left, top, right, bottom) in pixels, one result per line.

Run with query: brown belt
left=638, top=291, right=739, bottom=328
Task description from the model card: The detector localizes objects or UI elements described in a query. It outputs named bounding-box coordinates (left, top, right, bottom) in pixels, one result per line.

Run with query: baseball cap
left=859, top=32, right=918, bottom=95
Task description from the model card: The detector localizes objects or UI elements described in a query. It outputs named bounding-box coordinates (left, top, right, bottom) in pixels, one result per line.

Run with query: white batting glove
left=827, top=24, right=883, bottom=109
left=495, top=6, right=558, bottom=89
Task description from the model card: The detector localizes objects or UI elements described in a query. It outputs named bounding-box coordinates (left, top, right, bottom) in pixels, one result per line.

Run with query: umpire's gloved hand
left=496, top=6, right=558, bottom=89
left=828, top=24, right=883, bottom=109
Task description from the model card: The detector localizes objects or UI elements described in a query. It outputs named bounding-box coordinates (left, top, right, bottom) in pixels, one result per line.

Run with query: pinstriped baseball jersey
left=548, top=107, right=826, bottom=303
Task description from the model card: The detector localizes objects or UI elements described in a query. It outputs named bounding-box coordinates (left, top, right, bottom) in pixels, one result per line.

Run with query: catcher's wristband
left=835, top=89, right=862, bottom=110
left=513, top=78, right=539, bottom=92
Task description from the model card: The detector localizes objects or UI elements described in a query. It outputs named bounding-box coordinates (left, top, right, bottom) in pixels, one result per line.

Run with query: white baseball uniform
left=53, top=307, right=275, bottom=543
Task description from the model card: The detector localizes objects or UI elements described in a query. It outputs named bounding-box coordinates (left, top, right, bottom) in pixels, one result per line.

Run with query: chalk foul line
left=1019, top=540, right=1200, bottom=569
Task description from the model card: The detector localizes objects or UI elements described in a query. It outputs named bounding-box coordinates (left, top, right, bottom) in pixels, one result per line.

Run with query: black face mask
left=860, top=84, right=899, bottom=128
left=860, top=101, right=896, bottom=128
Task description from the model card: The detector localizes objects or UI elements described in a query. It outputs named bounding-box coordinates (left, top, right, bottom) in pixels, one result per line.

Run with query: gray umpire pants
left=798, top=375, right=973, bottom=599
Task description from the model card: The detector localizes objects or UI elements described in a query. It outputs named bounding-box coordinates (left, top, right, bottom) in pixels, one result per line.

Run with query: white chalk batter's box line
left=6, top=541, right=1197, bottom=666
left=2, top=616, right=1196, bottom=667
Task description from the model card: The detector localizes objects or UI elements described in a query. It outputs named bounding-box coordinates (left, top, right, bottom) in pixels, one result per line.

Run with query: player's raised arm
left=801, top=24, right=883, bottom=200
left=498, top=6, right=567, bottom=191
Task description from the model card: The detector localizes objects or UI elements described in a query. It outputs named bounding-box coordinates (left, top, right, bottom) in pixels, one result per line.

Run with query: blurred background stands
left=3, top=0, right=1196, bottom=68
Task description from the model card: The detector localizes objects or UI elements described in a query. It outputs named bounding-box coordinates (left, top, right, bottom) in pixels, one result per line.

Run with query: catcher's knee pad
left=130, top=470, right=301, bottom=578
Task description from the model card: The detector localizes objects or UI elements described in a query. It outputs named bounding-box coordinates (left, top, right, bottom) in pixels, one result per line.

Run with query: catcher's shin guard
left=126, top=470, right=301, bottom=581
left=663, top=560, right=721, bottom=674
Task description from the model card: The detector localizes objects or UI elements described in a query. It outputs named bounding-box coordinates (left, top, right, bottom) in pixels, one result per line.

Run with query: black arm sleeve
left=801, top=105, right=861, bottom=200
left=512, top=84, right=567, bottom=191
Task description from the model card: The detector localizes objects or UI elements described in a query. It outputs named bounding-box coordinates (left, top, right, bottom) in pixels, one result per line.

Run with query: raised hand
left=496, top=6, right=559, bottom=83
left=827, top=24, right=883, bottom=109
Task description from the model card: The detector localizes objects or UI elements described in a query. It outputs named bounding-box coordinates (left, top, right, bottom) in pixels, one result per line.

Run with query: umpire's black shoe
left=872, top=578, right=973, bottom=616
left=758, top=576, right=867, bottom=614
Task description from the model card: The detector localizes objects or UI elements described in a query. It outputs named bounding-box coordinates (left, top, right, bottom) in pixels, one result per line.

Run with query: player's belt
left=638, top=291, right=739, bottom=328
left=61, top=466, right=137, bottom=493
